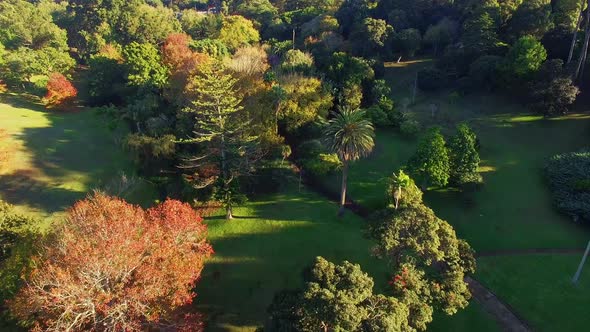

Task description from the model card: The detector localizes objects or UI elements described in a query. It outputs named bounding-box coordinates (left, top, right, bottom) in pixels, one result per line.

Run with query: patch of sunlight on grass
left=384, top=58, right=433, bottom=68
left=478, top=165, right=497, bottom=173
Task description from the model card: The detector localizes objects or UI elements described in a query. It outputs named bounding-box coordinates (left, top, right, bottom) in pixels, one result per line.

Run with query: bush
left=365, top=104, right=393, bottom=127
left=417, top=67, right=447, bottom=92
left=399, top=119, right=420, bottom=137
left=43, top=73, right=77, bottom=108
left=546, top=151, right=590, bottom=222
left=302, top=153, right=342, bottom=177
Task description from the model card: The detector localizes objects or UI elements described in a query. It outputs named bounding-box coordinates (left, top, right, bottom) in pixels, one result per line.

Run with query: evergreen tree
left=448, top=123, right=481, bottom=184
left=180, top=65, right=259, bottom=219
left=408, top=127, right=451, bottom=188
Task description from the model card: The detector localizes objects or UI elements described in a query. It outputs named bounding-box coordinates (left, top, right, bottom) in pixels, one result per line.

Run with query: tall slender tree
left=180, top=65, right=259, bottom=219
left=324, top=108, right=375, bottom=215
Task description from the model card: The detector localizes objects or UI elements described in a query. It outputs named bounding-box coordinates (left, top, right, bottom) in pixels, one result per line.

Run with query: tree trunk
left=393, top=187, right=401, bottom=210
left=275, top=101, right=281, bottom=135
left=574, top=1, right=590, bottom=80
left=226, top=205, right=233, bottom=220
left=568, top=5, right=584, bottom=64
left=338, top=161, right=348, bottom=216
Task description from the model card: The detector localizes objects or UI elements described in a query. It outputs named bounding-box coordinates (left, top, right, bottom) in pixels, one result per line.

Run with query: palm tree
left=389, top=170, right=410, bottom=210
left=324, top=107, right=375, bottom=215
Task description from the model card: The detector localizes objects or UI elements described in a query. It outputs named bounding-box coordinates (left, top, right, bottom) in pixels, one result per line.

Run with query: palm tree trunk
left=338, top=161, right=348, bottom=216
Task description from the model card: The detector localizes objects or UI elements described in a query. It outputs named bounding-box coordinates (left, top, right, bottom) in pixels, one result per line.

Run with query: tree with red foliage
left=8, top=193, right=213, bottom=331
left=44, top=73, right=77, bottom=108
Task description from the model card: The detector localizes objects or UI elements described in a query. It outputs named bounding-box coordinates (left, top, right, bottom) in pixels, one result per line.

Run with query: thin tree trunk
left=394, top=187, right=401, bottom=210
left=573, top=239, right=590, bottom=283
left=275, top=101, right=280, bottom=135
left=568, top=5, right=584, bottom=64
left=338, top=161, right=348, bottom=216
left=575, top=1, right=590, bottom=80
left=226, top=204, right=233, bottom=219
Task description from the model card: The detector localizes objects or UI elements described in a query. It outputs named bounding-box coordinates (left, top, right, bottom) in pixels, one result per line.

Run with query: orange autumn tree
left=44, top=73, right=77, bottom=108
left=161, top=33, right=210, bottom=106
left=8, top=193, right=213, bottom=331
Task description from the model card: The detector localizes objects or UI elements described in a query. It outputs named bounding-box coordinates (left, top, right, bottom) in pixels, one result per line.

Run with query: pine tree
left=180, top=65, right=259, bottom=219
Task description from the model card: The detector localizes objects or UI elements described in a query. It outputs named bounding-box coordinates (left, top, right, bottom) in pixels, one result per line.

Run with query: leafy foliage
left=8, top=193, right=213, bottom=331
left=370, top=200, right=476, bottom=330
left=408, top=127, right=451, bottom=188
left=43, top=73, right=78, bottom=108
left=448, top=123, right=481, bottom=186
left=266, top=257, right=411, bottom=331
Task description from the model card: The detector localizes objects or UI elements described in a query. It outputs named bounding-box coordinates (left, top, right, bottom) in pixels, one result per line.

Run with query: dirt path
left=466, top=277, right=532, bottom=332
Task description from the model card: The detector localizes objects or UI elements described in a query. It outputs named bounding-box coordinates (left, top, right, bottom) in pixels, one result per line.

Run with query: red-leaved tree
left=8, top=193, right=213, bottom=331
left=44, top=73, right=77, bottom=108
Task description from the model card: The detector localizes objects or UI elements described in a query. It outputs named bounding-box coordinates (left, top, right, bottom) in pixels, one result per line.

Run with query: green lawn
left=195, top=187, right=499, bottom=331
left=476, top=254, right=590, bottom=332
left=0, top=94, right=153, bottom=222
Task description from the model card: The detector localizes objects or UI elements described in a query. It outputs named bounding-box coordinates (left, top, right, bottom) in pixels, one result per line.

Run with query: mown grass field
left=0, top=94, right=152, bottom=222
left=476, top=254, right=590, bottom=332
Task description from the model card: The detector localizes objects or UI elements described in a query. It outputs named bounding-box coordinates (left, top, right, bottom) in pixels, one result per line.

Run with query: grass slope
left=0, top=94, right=146, bottom=221
left=195, top=187, right=499, bottom=331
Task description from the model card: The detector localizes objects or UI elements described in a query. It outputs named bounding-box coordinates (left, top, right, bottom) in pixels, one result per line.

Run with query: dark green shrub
left=546, top=151, right=590, bottom=222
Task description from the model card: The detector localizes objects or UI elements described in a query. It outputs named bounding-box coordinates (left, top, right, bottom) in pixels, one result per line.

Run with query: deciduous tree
left=43, top=73, right=78, bottom=108
left=266, top=257, right=411, bottom=331
left=8, top=193, right=213, bottom=331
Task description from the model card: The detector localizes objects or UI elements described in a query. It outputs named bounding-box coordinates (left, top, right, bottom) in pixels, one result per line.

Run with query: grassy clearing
left=476, top=254, right=590, bottom=331
left=194, top=186, right=499, bottom=331
left=0, top=94, right=154, bottom=222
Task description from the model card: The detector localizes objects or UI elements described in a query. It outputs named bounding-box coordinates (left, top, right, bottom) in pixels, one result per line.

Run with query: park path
left=466, top=276, right=532, bottom=332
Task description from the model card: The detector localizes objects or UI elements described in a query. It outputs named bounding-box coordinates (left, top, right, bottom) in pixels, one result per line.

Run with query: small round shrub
left=546, top=151, right=590, bottom=222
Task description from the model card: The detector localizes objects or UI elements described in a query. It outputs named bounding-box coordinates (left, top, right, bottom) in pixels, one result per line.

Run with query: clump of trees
left=408, top=124, right=482, bottom=190
left=546, top=151, right=590, bottom=222
left=7, top=193, right=213, bottom=331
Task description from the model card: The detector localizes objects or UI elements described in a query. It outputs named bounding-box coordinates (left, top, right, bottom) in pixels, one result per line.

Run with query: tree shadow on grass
left=0, top=170, right=83, bottom=213
left=1, top=94, right=135, bottom=214
left=194, top=220, right=387, bottom=331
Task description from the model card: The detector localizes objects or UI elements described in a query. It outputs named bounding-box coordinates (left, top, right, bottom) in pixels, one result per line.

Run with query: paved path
left=466, top=277, right=532, bottom=332
left=477, top=248, right=584, bottom=257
